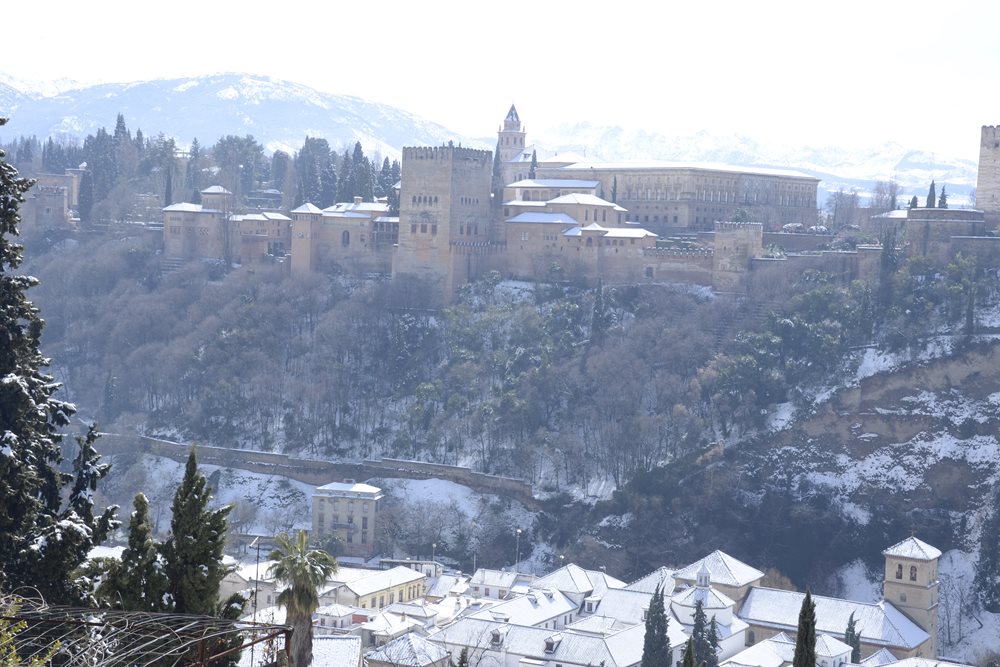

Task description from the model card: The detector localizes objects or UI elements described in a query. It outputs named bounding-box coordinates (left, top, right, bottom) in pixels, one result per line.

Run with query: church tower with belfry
left=498, top=104, right=527, bottom=186
left=882, top=536, right=941, bottom=658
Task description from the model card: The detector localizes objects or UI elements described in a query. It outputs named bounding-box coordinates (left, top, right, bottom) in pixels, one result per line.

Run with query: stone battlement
left=715, top=221, right=764, bottom=231
left=402, top=145, right=492, bottom=164
left=643, top=247, right=714, bottom=257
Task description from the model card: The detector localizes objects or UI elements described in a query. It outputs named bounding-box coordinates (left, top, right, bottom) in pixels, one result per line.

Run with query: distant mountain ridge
left=0, top=72, right=978, bottom=205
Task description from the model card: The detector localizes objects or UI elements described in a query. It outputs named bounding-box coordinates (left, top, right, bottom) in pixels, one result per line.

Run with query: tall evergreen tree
left=909, top=195, right=919, bottom=209
left=681, top=638, right=696, bottom=667
left=705, top=617, right=720, bottom=667
left=162, top=448, right=232, bottom=615
left=641, top=585, right=670, bottom=667
left=268, top=531, right=338, bottom=667
left=100, top=493, right=169, bottom=611
left=844, top=611, right=861, bottom=663
left=491, top=140, right=504, bottom=197
left=926, top=180, right=937, bottom=208
left=452, top=647, right=470, bottom=667
left=792, top=590, right=817, bottom=667
left=691, top=599, right=714, bottom=666
left=611, top=175, right=618, bottom=203
left=975, top=481, right=1000, bottom=612
left=938, top=185, right=948, bottom=209
left=528, top=150, right=538, bottom=179
left=0, top=120, right=117, bottom=604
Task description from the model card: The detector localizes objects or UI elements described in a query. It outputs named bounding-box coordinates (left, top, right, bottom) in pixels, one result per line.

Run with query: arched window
left=910, top=565, right=918, bottom=581
left=342, top=230, right=350, bottom=247
left=896, top=564, right=903, bottom=579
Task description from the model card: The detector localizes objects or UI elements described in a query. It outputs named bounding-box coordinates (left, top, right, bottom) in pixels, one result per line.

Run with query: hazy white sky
left=5, top=0, right=999, bottom=159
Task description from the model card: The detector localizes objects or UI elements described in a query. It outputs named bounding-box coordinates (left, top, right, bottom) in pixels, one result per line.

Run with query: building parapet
left=715, top=221, right=764, bottom=231
left=401, top=145, right=492, bottom=162
left=643, top=247, right=713, bottom=257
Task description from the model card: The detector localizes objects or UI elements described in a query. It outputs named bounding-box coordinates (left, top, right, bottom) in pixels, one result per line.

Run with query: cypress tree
left=938, top=185, right=948, bottom=209
left=926, top=180, right=937, bottom=208
left=792, top=590, right=817, bottom=667
left=162, top=448, right=232, bottom=615
left=975, top=481, right=1000, bottom=612
left=681, top=637, right=696, bottom=667
left=528, top=150, right=538, bottom=179
left=100, top=493, right=169, bottom=611
left=641, top=585, right=670, bottom=667
left=844, top=611, right=861, bottom=663
left=0, top=121, right=117, bottom=604
left=909, top=195, right=919, bottom=209
left=691, top=600, right=713, bottom=666
left=705, top=617, right=720, bottom=667
left=491, top=140, right=504, bottom=196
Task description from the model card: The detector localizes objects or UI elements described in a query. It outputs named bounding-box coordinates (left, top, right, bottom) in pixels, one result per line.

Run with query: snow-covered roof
left=507, top=178, right=600, bottom=189
left=231, top=212, right=291, bottom=222
left=344, top=567, right=425, bottom=599
left=585, top=588, right=653, bottom=625
left=290, top=203, right=323, bottom=214
left=893, top=658, right=975, bottom=667
left=721, top=631, right=793, bottom=667
left=506, top=212, right=579, bottom=225
left=325, top=201, right=389, bottom=214
left=533, top=563, right=626, bottom=598
left=360, top=611, right=423, bottom=636
left=313, top=636, right=361, bottom=667
left=322, top=211, right=370, bottom=220
left=315, top=603, right=357, bottom=617
left=861, top=648, right=899, bottom=667
left=882, top=537, right=942, bottom=561
left=201, top=185, right=232, bottom=195
left=602, top=228, right=658, bottom=238
left=426, top=574, right=467, bottom=599
left=673, top=550, right=765, bottom=588
left=471, top=588, right=576, bottom=627
left=872, top=209, right=909, bottom=219
left=547, top=193, right=620, bottom=208
left=671, top=583, right=735, bottom=610
left=565, top=615, right=630, bottom=635
left=540, top=151, right=591, bottom=165
left=815, top=633, right=852, bottom=656
left=87, top=545, right=126, bottom=561
left=738, top=587, right=929, bottom=650
left=163, top=202, right=205, bottom=212
left=469, top=568, right=535, bottom=590
left=315, top=481, right=382, bottom=495
left=429, top=617, right=666, bottom=667
left=626, top=566, right=675, bottom=594
left=365, top=633, right=448, bottom=667
left=554, top=160, right=818, bottom=180
left=384, top=601, right=437, bottom=620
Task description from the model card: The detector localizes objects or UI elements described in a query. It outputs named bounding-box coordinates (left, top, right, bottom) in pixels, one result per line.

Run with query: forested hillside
left=21, top=222, right=1000, bottom=612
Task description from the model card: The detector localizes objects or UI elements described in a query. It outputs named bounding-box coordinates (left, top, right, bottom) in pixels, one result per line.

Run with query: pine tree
left=975, top=481, right=1000, bottom=612
left=268, top=531, right=338, bottom=667
left=100, top=493, right=169, bottom=611
left=162, top=448, right=232, bottom=615
left=844, top=611, right=861, bottom=663
left=641, top=585, right=670, bottom=667
left=926, top=180, right=937, bottom=208
left=0, top=121, right=117, bottom=604
left=938, top=185, right=948, bottom=209
left=792, top=590, right=817, bottom=667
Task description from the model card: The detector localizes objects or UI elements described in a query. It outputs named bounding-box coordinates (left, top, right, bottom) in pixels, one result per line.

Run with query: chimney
left=353, top=196, right=362, bottom=204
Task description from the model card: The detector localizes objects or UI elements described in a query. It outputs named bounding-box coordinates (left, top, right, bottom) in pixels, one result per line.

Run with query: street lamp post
left=515, top=528, right=522, bottom=573
left=432, top=542, right=437, bottom=564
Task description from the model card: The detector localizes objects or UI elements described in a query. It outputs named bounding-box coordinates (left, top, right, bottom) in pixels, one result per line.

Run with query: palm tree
left=267, top=531, right=338, bottom=667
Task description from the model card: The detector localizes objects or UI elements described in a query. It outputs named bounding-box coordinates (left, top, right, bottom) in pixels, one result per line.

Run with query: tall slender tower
left=977, top=125, right=1000, bottom=227
left=882, top=537, right=941, bottom=658
left=498, top=105, right=527, bottom=186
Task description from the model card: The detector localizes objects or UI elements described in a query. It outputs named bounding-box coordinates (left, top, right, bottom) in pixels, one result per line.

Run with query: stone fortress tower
left=882, top=537, right=940, bottom=658
left=977, top=125, right=1000, bottom=227
left=391, top=144, right=496, bottom=301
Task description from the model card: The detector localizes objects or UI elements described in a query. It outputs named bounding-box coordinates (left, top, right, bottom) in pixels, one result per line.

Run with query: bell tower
left=497, top=104, right=527, bottom=186
left=882, top=537, right=941, bottom=658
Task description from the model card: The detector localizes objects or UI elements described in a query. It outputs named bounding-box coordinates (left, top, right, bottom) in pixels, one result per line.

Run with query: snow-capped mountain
left=0, top=73, right=470, bottom=158
left=530, top=121, right=979, bottom=206
left=0, top=72, right=979, bottom=205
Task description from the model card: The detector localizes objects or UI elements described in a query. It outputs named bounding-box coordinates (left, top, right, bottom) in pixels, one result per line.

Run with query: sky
left=4, top=0, right=1000, bottom=160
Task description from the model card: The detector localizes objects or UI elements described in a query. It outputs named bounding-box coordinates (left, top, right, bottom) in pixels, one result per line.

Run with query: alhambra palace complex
left=22, top=110, right=1000, bottom=301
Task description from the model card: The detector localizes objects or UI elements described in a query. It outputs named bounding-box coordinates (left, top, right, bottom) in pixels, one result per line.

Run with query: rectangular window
left=362, top=517, right=368, bottom=529
left=420, top=223, right=427, bottom=233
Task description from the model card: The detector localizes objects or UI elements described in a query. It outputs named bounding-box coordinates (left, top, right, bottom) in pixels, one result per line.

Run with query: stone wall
left=977, top=125, right=1000, bottom=226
